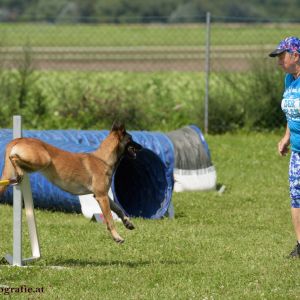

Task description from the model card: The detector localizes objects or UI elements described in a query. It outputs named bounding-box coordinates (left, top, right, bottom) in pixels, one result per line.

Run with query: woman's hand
left=278, top=137, right=290, bottom=156
left=278, top=125, right=290, bottom=156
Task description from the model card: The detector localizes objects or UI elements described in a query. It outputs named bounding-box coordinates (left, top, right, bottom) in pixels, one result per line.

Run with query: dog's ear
left=111, top=121, right=125, bottom=134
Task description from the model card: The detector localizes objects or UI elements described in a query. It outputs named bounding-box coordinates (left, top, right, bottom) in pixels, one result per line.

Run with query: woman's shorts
left=289, top=151, right=300, bottom=208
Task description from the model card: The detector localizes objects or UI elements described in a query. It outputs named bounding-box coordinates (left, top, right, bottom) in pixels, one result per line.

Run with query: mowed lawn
left=0, top=131, right=299, bottom=299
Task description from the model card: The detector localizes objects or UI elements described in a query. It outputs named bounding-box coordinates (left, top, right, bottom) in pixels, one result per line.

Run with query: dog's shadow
left=46, top=258, right=186, bottom=268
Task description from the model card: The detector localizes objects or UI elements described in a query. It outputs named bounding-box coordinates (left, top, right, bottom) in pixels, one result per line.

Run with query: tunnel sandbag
left=166, top=125, right=216, bottom=192
left=0, top=129, right=174, bottom=219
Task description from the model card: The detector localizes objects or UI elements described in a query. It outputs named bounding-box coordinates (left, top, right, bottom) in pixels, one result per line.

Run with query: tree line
left=0, top=0, right=299, bottom=23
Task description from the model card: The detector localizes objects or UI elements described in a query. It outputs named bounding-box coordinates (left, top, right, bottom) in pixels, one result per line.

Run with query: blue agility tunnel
left=0, top=126, right=215, bottom=219
left=0, top=129, right=175, bottom=219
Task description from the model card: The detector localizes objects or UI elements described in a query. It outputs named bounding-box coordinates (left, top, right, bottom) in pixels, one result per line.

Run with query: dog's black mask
left=111, top=122, right=142, bottom=159
left=125, top=136, right=142, bottom=159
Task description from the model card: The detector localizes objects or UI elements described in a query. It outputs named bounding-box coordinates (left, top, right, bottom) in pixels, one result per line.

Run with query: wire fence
left=0, top=15, right=293, bottom=72
left=0, top=14, right=297, bottom=132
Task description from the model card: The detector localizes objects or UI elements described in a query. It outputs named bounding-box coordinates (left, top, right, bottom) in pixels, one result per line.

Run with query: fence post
left=204, top=12, right=211, bottom=135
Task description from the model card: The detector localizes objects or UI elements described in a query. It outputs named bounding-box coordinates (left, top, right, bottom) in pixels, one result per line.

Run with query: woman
left=269, top=36, right=300, bottom=258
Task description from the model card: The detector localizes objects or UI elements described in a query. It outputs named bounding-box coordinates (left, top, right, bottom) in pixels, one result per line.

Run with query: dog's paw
left=114, top=237, right=125, bottom=244
left=123, top=217, right=135, bottom=230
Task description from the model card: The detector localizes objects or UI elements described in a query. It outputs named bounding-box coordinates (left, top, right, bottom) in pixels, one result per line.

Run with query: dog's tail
left=0, top=143, right=15, bottom=196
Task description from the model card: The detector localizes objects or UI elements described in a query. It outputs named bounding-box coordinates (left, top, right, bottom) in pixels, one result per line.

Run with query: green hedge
left=208, top=59, right=286, bottom=133
left=0, top=70, right=203, bottom=131
left=0, top=60, right=286, bottom=133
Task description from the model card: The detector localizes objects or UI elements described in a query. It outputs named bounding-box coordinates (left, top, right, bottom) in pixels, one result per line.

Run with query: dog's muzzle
left=126, top=141, right=142, bottom=159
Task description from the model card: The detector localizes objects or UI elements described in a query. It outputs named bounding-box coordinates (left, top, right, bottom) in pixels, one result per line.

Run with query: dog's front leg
left=95, top=195, right=124, bottom=243
left=109, top=197, right=135, bottom=230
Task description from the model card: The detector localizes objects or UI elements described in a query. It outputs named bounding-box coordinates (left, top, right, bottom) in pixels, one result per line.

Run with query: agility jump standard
left=2, top=115, right=41, bottom=266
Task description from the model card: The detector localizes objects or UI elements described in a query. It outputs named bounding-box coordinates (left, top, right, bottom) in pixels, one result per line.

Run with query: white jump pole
left=4, top=115, right=41, bottom=266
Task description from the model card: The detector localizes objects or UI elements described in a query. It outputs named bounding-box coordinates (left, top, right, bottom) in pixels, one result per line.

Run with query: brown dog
left=0, top=123, right=141, bottom=243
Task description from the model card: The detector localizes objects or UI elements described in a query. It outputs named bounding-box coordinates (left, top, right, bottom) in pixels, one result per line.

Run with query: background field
left=1, top=23, right=300, bottom=72
left=0, top=132, right=299, bottom=299
left=1, top=23, right=300, bottom=46
left=0, top=22, right=290, bottom=132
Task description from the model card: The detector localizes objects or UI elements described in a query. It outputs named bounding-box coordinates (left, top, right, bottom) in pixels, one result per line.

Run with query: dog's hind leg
left=109, top=196, right=135, bottom=230
left=95, top=194, right=124, bottom=243
left=9, top=155, right=25, bottom=184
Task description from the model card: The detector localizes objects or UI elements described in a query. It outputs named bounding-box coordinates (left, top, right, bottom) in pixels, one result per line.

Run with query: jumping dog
left=0, top=122, right=142, bottom=243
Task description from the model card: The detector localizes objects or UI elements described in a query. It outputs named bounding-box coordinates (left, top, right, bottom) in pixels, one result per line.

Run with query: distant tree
left=0, top=0, right=300, bottom=23
left=94, top=0, right=180, bottom=23
left=21, top=0, right=70, bottom=22
left=76, top=0, right=97, bottom=22
left=0, top=0, right=33, bottom=20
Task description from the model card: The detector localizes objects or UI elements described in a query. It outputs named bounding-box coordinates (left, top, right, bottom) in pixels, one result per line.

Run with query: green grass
left=0, top=23, right=300, bottom=47
left=0, top=131, right=299, bottom=299
left=210, top=23, right=300, bottom=46
left=0, top=23, right=205, bottom=47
